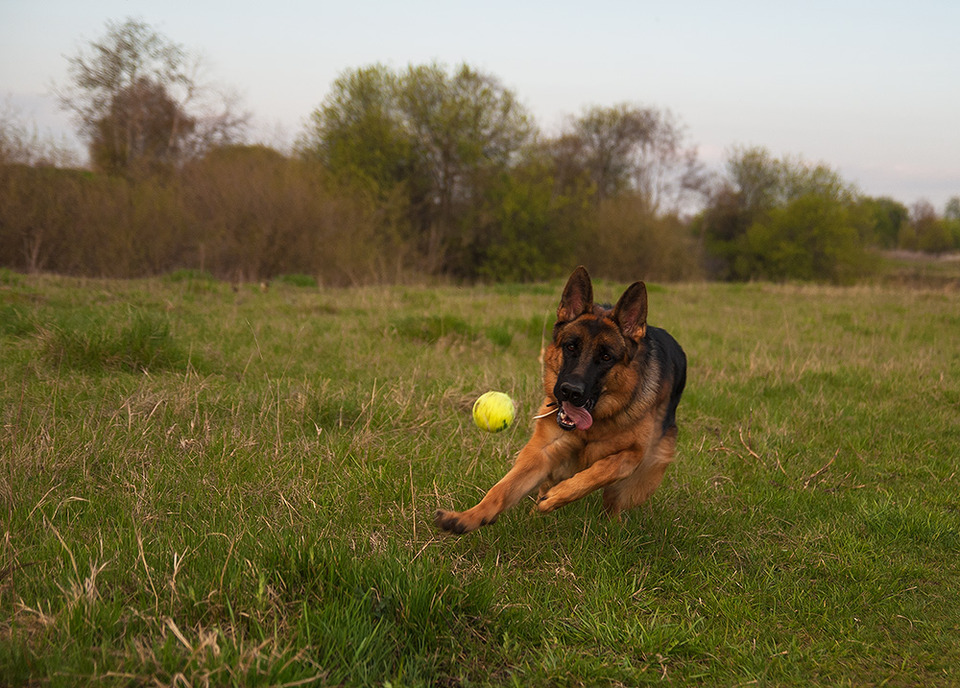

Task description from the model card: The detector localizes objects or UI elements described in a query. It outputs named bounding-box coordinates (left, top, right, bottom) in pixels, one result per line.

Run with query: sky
left=2, top=0, right=958, bottom=211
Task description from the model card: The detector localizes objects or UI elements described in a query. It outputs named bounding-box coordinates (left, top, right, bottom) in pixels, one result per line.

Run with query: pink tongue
left=562, top=401, right=593, bottom=430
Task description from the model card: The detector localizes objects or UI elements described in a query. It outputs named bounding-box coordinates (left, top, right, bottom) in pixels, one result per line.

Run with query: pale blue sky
left=2, top=0, right=958, bottom=209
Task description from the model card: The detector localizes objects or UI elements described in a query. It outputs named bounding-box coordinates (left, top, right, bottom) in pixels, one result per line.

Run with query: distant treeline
left=0, top=148, right=389, bottom=283
left=0, top=145, right=704, bottom=283
left=1, top=19, right=958, bottom=284
left=2, top=137, right=958, bottom=285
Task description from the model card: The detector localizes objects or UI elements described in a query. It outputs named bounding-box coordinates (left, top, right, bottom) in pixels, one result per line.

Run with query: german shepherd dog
left=435, top=266, right=686, bottom=534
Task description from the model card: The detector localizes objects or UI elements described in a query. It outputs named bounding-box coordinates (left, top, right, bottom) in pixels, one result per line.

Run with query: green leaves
left=299, top=62, right=544, bottom=277
left=738, top=193, right=873, bottom=283
left=699, top=146, right=875, bottom=283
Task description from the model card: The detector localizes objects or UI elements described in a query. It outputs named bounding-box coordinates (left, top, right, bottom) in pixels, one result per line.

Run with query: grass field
left=2, top=268, right=959, bottom=686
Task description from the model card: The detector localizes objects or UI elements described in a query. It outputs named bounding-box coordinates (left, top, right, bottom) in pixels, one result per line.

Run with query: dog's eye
left=564, top=341, right=577, bottom=354
left=600, top=352, right=612, bottom=362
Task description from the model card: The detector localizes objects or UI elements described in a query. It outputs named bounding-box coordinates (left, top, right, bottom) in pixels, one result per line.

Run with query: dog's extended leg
left=436, top=428, right=569, bottom=534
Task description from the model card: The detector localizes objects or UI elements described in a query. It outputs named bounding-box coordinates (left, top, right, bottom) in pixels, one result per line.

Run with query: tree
left=300, top=62, right=534, bottom=274
left=739, top=194, right=871, bottom=283
left=944, top=197, right=960, bottom=249
left=857, top=196, right=909, bottom=249
left=556, top=104, right=705, bottom=212
left=90, top=76, right=196, bottom=176
left=58, top=18, right=246, bottom=177
left=697, top=146, right=871, bottom=282
left=946, top=197, right=960, bottom=223
left=909, top=200, right=953, bottom=254
left=301, top=64, right=411, bottom=195
left=457, top=151, right=586, bottom=282
left=397, top=63, right=533, bottom=272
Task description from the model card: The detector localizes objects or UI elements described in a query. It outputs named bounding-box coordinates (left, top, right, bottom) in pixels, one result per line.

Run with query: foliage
left=559, top=103, right=706, bottom=212
left=697, top=146, right=875, bottom=283
left=901, top=200, right=957, bottom=255
left=302, top=64, right=411, bottom=196
left=737, top=193, right=875, bottom=283
left=856, top=196, right=909, bottom=248
left=300, top=62, right=535, bottom=276
left=947, top=197, right=960, bottom=248
left=578, top=193, right=704, bottom=282
left=459, top=155, right=583, bottom=282
left=91, top=76, right=196, bottom=176
left=178, top=145, right=386, bottom=283
left=298, top=66, right=708, bottom=281
left=0, top=164, right=94, bottom=273
left=0, top=145, right=390, bottom=283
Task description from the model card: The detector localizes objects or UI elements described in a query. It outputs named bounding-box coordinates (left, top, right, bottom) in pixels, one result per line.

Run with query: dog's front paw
left=435, top=508, right=498, bottom=534
left=536, top=493, right=559, bottom=513
left=435, top=509, right=470, bottom=534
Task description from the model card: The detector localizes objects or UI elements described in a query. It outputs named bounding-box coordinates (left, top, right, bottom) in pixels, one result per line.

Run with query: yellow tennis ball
left=472, top=391, right=515, bottom=433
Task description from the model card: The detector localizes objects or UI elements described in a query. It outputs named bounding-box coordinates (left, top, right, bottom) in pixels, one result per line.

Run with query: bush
left=735, top=194, right=875, bottom=284
left=577, top=194, right=704, bottom=282
left=698, top=147, right=878, bottom=282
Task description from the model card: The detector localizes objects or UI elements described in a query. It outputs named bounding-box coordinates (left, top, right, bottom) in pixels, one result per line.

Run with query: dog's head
left=546, top=266, right=647, bottom=431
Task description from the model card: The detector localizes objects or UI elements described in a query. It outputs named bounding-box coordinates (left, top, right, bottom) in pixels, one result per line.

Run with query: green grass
left=274, top=274, right=320, bottom=289
left=2, top=273, right=959, bottom=686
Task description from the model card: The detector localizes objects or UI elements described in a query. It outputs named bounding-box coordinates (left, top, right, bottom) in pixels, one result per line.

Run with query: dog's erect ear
left=557, top=266, right=593, bottom=323
left=613, top=281, right=648, bottom=341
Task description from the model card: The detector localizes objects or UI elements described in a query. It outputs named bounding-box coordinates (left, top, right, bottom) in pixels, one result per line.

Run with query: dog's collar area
left=532, top=401, right=558, bottom=420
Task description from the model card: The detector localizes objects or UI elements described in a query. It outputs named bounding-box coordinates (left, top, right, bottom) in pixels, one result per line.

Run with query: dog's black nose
left=559, top=381, right=586, bottom=405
